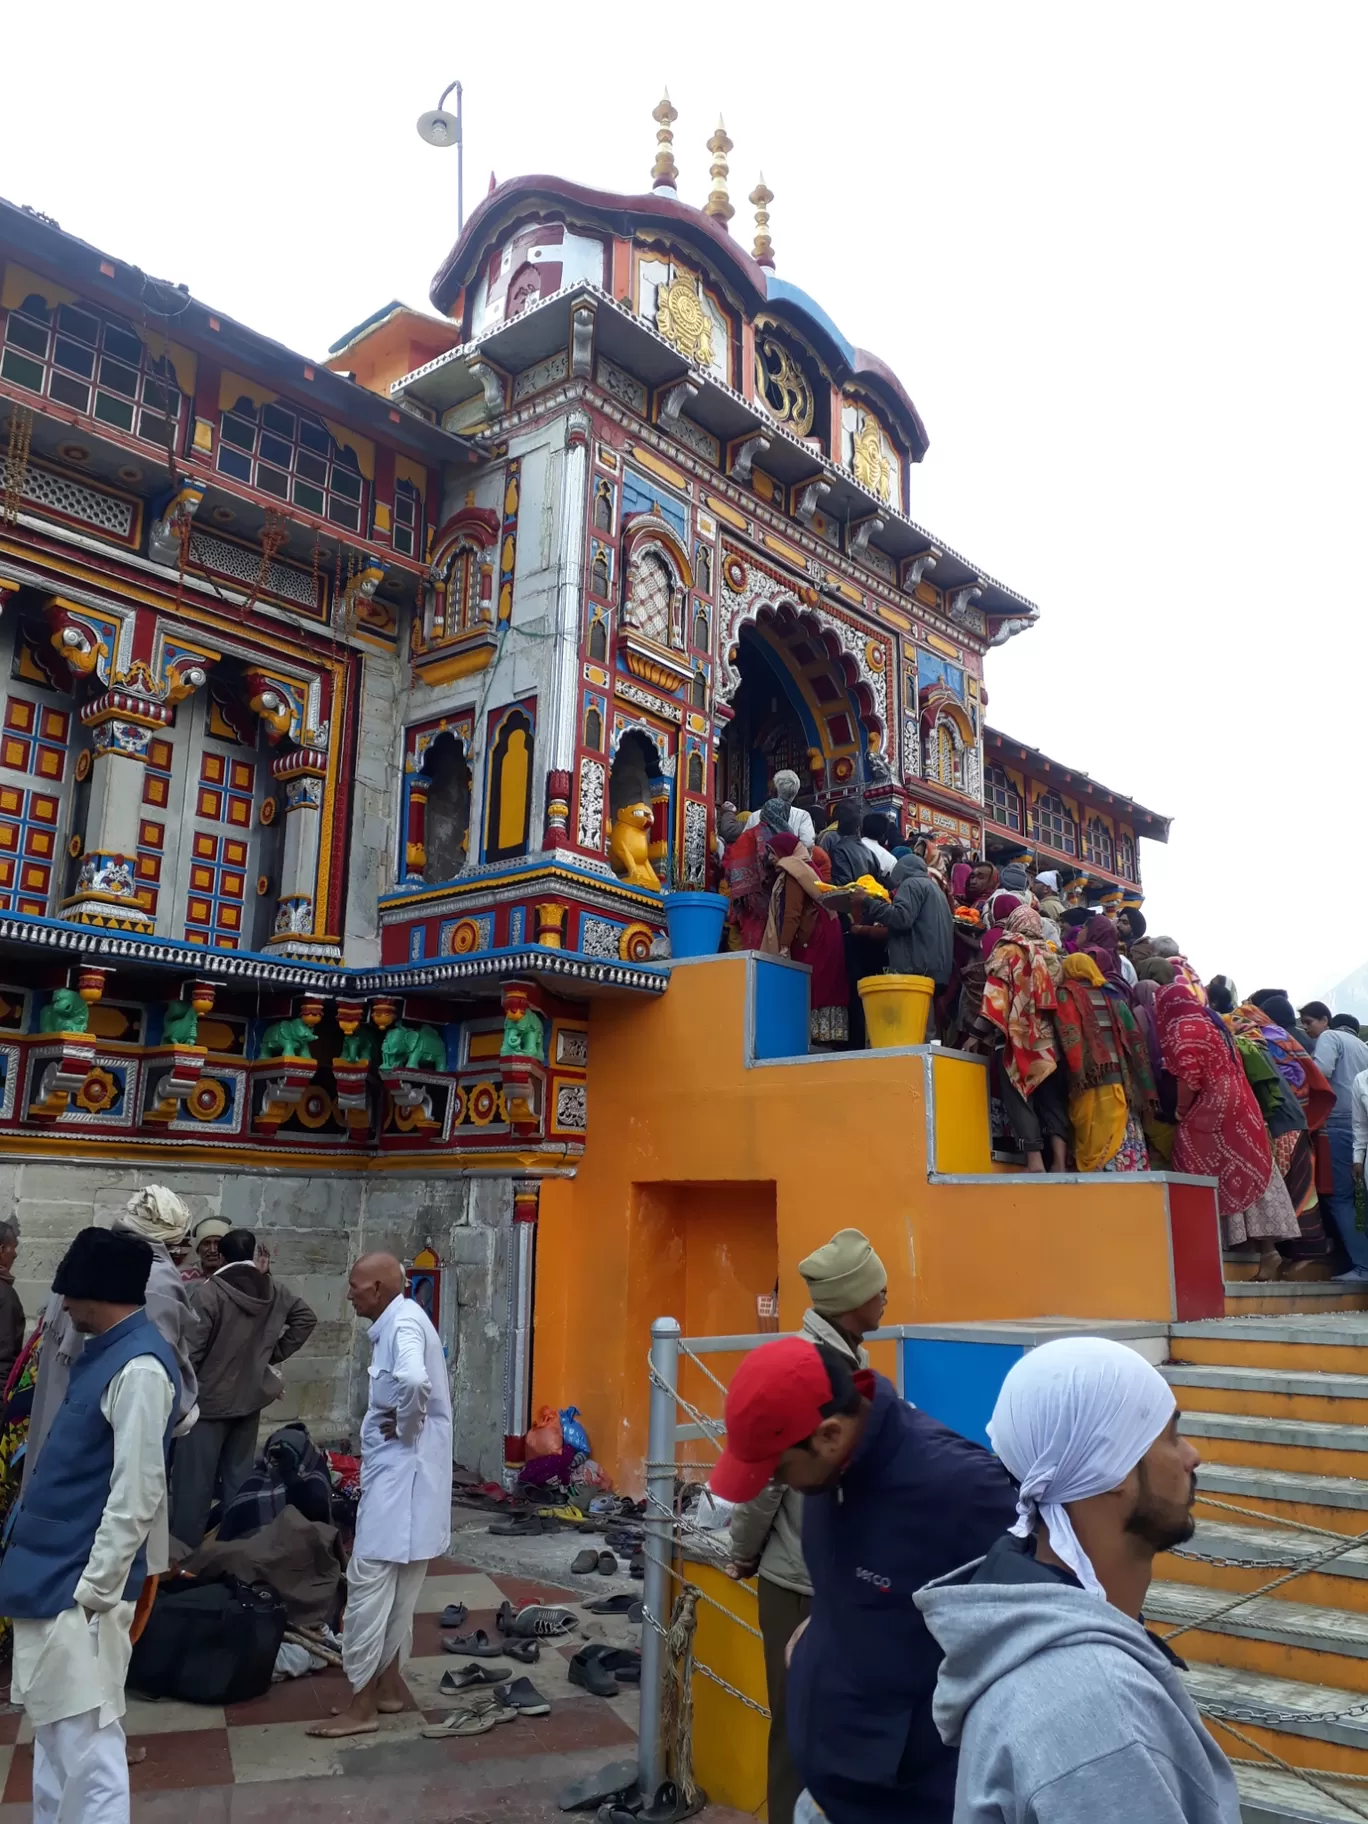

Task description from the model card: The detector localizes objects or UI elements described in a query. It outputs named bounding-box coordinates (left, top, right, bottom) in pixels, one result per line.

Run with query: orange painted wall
left=533, top=954, right=1203, bottom=1489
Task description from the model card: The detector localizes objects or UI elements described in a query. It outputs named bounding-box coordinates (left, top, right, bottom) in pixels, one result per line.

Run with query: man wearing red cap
left=713, top=1336, right=1016, bottom=1824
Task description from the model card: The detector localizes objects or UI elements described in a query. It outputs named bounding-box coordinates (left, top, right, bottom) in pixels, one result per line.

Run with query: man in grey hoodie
left=916, top=1337, right=1241, bottom=1824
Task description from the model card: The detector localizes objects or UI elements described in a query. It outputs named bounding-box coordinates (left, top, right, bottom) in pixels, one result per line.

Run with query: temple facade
left=0, top=103, right=1167, bottom=1469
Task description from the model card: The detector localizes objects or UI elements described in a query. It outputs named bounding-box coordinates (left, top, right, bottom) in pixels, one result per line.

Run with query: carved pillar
left=405, top=775, right=429, bottom=881
left=503, top=1179, right=540, bottom=1474
left=542, top=769, right=571, bottom=851
left=64, top=693, right=171, bottom=932
left=268, top=748, right=326, bottom=945
left=543, top=413, right=591, bottom=783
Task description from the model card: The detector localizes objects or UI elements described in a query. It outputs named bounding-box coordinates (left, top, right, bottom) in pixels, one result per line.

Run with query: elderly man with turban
left=26, top=1188, right=198, bottom=1501
left=917, top=1338, right=1240, bottom=1824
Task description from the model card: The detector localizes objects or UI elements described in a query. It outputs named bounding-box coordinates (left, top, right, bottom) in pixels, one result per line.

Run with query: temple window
left=1031, top=790, right=1077, bottom=857
left=610, top=729, right=661, bottom=817
left=423, top=732, right=472, bottom=881
left=692, top=605, right=710, bottom=650
left=593, top=480, right=614, bottom=532
left=622, top=549, right=675, bottom=646
left=591, top=548, right=611, bottom=599
left=587, top=614, right=608, bottom=662
left=216, top=398, right=366, bottom=533
left=687, top=750, right=704, bottom=793
left=1117, top=830, right=1138, bottom=882
left=691, top=670, right=707, bottom=709
left=584, top=706, right=603, bottom=750
left=391, top=479, right=422, bottom=557
left=1084, top=818, right=1114, bottom=870
left=695, top=545, right=713, bottom=594
left=0, top=626, right=76, bottom=918
left=925, top=716, right=963, bottom=791
left=484, top=707, right=534, bottom=862
left=1, top=295, right=183, bottom=450
left=984, top=763, right=1022, bottom=832
left=174, top=682, right=282, bottom=951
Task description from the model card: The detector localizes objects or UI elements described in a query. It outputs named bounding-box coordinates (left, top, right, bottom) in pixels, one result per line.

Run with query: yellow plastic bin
left=858, top=973, right=935, bottom=1048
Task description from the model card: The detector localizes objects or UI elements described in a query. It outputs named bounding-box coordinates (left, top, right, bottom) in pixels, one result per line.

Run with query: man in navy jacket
left=711, top=1336, right=1018, bottom=1824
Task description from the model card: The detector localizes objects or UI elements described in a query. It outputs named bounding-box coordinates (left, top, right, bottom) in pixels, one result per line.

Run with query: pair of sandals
left=441, top=1627, right=540, bottom=1663
left=572, top=1548, right=619, bottom=1576
left=435, top=1665, right=551, bottom=1711
left=568, top=1643, right=641, bottom=1697
left=585, top=1593, right=643, bottom=1619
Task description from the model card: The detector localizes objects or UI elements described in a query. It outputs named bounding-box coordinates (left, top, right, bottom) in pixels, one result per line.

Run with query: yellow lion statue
left=609, top=802, right=660, bottom=889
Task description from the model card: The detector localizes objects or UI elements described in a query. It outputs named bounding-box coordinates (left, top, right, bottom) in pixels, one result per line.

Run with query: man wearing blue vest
left=0, top=1227, right=179, bottom=1823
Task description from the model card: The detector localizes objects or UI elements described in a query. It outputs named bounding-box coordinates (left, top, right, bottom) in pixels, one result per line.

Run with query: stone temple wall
left=4, top=1161, right=514, bottom=1479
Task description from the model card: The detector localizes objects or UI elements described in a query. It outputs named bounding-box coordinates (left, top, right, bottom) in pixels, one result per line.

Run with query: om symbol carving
left=754, top=336, right=815, bottom=437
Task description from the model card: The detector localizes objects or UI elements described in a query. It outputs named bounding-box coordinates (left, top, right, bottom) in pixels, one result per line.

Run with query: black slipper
left=572, top=1548, right=599, bottom=1575
left=569, top=1644, right=620, bottom=1697
left=628, top=1601, right=644, bottom=1624
left=494, top=1674, right=552, bottom=1716
left=597, top=1550, right=618, bottom=1575
left=441, top=1628, right=509, bottom=1659
left=489, top=1513, right=549, bottom=1537
left=586, top=1593, right=637, bottom=1615
left=440, top=1663, right=506, bottom=1694
left=639, top=1782, right=707, bottom=1824
left=505, top=1637, right=541, bottom=1664
left=558, top=1759, right=641, bottom=1812
left=439, top=1603, right=469, bottom=1629
left=629, top=1551, right=645, bottom=1579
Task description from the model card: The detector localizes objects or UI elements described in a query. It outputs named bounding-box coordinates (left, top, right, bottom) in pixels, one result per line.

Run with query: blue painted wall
left=751, top=958, right=810, bottom=1061
left=900, top=1338, right=1026, bottom=1446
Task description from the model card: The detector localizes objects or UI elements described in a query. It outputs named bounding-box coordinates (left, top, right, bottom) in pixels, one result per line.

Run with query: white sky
left=2, top=3, right=1363, bottom=1001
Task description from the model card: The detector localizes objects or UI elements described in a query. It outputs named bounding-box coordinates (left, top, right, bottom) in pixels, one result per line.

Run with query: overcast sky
left=3, top=3, right=1362, bottom=1001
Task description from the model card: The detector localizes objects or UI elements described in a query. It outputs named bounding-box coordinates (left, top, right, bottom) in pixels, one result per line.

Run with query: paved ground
left=0, top=1554, right=657, bottom=1822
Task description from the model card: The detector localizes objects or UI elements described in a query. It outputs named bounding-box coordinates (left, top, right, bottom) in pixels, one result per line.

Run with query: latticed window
left=436, top=546, right=483, bottom=636
left=391, top=480, right=422, bottom=557
left=624, top=552, right=674, bottom=645
left=1084, top=819, right=1114, bottom=869
left=1, top=295, right=183, bottom=449
left=1031, top=791, right=1077, bottom=856
left=985, top=764, right=1022, bottom=832
left=1117, top=831, right=1137, bottom=882
left=216, top=398, right=365, bottom=531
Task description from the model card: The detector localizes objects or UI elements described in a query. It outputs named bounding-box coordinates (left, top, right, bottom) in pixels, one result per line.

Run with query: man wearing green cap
left=728, top=1228, right=888, bottom=1824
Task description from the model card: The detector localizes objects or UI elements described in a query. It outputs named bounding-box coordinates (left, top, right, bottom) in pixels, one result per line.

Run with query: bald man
left=309, top=1254, right=451, bottom=1737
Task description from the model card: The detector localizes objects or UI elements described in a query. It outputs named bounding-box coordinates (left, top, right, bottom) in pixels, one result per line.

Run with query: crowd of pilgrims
left=718, top=773, right=1363, bottom=1282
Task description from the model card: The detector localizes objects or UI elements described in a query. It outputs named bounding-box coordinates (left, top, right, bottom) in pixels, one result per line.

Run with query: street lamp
left=417, top=80, right=464, bottom=235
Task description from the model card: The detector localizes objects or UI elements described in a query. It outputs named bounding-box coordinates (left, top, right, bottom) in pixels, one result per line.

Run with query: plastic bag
left=559, top=1406, right=591, bottom=1455
left=525, top=1405, right=564, bottom=1459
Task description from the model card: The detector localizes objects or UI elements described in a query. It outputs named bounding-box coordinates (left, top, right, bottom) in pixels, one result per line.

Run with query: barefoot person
left=309, top=1253, right=451, bottom=1738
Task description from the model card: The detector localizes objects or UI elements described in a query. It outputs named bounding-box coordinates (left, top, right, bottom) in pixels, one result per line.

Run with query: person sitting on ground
left=714, top=1335, right=1018, bottom=1824
left=917, top=1336, right=1240, bottom=1824
left=170, top=1227, right=316, bottom=1551
left=728, top=1231, right=889, bottom=1824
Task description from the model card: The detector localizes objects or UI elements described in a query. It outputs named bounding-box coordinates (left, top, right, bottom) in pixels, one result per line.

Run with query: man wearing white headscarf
left=915, top=1338, right=1241, bottom=1824
left=741, top=769, right=816, bottom=848
left=26, top=1187, right=199, bottom=1567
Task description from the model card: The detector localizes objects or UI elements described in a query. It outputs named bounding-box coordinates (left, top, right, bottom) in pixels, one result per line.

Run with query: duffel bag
left=128, top=1572, right=287, bottom=1705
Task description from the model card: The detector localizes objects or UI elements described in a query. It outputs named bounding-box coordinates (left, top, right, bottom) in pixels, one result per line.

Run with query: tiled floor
left=0, top=1563, right=654, bottom=1819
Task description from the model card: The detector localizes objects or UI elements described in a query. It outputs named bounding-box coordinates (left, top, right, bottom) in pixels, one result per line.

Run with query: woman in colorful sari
left=762, top=833, right=849, bottom=1049
left=1154, top=983, right=1302, bottom=1272
left=1132, top=959, right=1179, bottom=1162
left=720, top=797, right=791, bottom=950
left=1225, top=998, right=1337, bottom=1276
left=1053, top=952, right=1155, bottom=1171
left=967, top=906, right=1068, bottom=1171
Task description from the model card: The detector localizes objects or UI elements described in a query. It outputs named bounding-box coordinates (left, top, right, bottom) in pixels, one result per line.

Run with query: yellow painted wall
left=534, top=954, right=1191, bottom=1489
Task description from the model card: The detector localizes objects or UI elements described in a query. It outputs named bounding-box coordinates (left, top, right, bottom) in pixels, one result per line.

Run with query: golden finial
left=705, top=116, right=734, bottom=226
left=750, top=173, right=775, bottom=269
left=651, top=90, right=679, bottom=194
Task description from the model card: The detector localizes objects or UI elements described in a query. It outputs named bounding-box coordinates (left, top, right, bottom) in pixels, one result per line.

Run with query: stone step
left=1165, top=1364, right=1368, bottom=1428
left=1174, top=1521, right=1368, bottom=1586
left=1172, top=1318, right=1368, bottom=1378
left=1195, top=1464, right=1368, bottom=1537
left=1184, top=1660, right=1368, bottom=1774
left=1148, top=1581, right=1368, bottom=1690
left=1226, top=1282, right=1368, bottom=1318
left=1234, top=1759, right=1368, bottom=1821
left=1183, top=1412, right=1368, bottom=1479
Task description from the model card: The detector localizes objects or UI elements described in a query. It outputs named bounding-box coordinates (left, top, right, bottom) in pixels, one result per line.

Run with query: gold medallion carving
left=656, top=274, right=714, bottom=367
left=754, top=337, right=815, bottom=436
left=852, top=414, right=891, bottom=502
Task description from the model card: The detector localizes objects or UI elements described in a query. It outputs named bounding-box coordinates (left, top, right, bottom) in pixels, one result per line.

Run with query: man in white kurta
left=309, top=1252, right=451, bottom=1737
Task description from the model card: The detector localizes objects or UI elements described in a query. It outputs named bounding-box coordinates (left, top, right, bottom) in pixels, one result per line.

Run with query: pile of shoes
left=557, top=1760, right=707, bottom=1822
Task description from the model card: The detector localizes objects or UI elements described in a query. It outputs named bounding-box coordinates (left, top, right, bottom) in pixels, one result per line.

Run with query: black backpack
left=129, top=1572, right=287, bottom=1705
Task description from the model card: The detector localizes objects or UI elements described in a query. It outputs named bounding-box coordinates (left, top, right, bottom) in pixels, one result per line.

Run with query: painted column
left=405, top=774, right=429, bottom=881
left=542, top=413, right=591, bottom=816
left=64, top=692, right=171, bottom=932
left=268, top=748, right=326, bottom=945
left=503, top=1178, right=540, bottom=1477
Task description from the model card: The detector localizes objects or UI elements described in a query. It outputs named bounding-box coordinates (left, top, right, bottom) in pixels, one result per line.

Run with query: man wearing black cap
left=0, top=1227, right=180, bottom=1822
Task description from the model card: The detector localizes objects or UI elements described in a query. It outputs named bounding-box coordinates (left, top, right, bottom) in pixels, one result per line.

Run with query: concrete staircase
left=1162, top=1306, right=1368, bottom=1821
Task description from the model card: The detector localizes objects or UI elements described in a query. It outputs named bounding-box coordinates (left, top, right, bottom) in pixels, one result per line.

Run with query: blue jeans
left=1322, top=1126, right=1368, bottom=1270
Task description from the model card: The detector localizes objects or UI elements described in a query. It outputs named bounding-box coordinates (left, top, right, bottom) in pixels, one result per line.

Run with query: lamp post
left=417, top=80, right=464, bottom=236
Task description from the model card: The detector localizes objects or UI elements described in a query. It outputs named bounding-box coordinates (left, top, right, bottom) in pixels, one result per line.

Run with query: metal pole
left=455, top=81, right=464, bottom=234
left=638, top=1314, right=680, bottom=1796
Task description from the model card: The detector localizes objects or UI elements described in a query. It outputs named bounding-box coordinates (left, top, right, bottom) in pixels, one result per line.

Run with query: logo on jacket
left=855, top=1566, right=891, bottom=1592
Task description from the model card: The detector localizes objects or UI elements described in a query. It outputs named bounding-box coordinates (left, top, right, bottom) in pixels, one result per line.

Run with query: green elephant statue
left=39, top=988, right=88, bottom=1035
left=259, top=1016, right=317, bottom=1060
left=339, top=1025, right=379, bottom=1064
left=380, top=1023, right=447, bottom=1072
left=500, top=1006, right=544, bottom=1059
left=162, top=1000, right=199, bottom=1046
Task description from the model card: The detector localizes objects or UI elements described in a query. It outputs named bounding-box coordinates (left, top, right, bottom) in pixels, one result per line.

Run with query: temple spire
left=749, top=173, right=775, bottom=269
left=704, top=116, right=734, bottom=226
left=651, top=90, right=679, bottom=196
